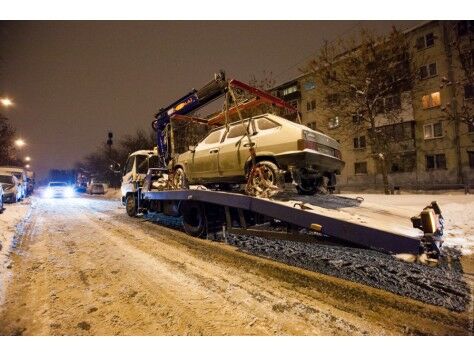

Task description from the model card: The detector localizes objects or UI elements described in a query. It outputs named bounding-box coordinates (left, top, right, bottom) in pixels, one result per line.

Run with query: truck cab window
left=124, top=157, right=135, bottom=174
left=136, top=155, right=148, bottom=174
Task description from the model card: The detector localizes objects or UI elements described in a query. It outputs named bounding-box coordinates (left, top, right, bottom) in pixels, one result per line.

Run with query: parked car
left=0, top=167, right=27, bottom=198
left=26, top=170, right=35, bottom=195
left=44, top=182, right=75, bottom=198
left=0, top=174, right=22, bottom=203
left=169, top=114, right=345, bottom=194
left=87, top=182, right=106, bottom=195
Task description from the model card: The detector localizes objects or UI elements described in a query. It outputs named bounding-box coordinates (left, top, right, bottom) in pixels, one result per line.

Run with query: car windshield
left=49, top=182, right=67, bottom=187
left=0, top=175, right=13, bottom=184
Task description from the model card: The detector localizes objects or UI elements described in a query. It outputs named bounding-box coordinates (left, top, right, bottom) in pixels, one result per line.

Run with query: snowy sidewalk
left=0, top=198, right=32, bottom=303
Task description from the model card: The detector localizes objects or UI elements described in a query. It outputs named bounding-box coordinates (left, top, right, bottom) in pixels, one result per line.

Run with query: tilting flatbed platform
left=140, top=188, right=427, bottom=255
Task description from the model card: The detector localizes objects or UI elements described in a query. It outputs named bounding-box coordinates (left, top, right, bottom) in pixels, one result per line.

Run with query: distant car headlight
left=65, top=187, right=74, bottom=197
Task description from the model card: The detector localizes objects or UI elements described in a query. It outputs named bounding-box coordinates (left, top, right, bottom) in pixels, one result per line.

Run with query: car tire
left=181, top=201, right=207, bottom=238
left=125, top=194, right=138, bottom=217
left=173, top=167, right=189, bottom=189
left=296, top=179, right=317, bottom=195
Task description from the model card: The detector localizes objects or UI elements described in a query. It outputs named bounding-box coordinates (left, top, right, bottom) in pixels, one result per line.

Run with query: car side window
left=203, top=130, right=222, bottom=145
left=148, top=155, right=160, bottom=169
left=256, top=118, right=279, bottom=130
left=124, top=156, right=135, bottom=174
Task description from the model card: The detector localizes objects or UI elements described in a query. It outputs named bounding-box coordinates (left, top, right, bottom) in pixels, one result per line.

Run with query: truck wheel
left=173, top=167, right=189, bottom=189
left=181, top=201, right=207, bottom=238
left=125, top=194, right=138, bottom=217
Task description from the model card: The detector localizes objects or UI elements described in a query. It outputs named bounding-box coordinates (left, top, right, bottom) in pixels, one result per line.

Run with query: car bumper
left=274, top=149, right=345, bottom=173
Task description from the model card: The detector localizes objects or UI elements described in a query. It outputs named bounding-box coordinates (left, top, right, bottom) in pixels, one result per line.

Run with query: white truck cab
left=120, top=149, right=159, bottom=206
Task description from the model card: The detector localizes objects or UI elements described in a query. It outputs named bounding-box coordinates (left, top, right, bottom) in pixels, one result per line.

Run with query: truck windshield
left=0, top=175, right=13, bottom=184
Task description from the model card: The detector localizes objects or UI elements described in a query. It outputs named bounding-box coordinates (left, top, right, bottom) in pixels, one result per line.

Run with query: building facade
left=271, top=20, right=474, bottom=189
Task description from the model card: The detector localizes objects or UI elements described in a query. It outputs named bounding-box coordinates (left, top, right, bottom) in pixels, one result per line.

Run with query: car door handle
left=209, top=149, right=219, bottom=154
left=243, top=142, right=255, bottom=147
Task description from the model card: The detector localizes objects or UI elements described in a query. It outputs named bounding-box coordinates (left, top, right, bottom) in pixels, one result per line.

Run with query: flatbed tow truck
left=123, top=71, right=445, bottom=261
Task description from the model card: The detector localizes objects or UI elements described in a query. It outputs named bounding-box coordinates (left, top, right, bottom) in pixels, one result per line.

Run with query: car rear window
left=49, top=182, right=67, bottom=187
left=256, top=118, right=279, bottom=130
left=227, top=123, right=252, bottom=139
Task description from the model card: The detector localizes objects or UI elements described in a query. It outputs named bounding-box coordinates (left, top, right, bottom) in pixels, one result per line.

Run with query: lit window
left=424, top=122, right=443, bottom=139
left=422, top=92, right=441, bottom=109
left=328, top=116, right=339, bottom=129
left=282, top=85, right=298, bottom=96
left=426, top=154, right=446, bottom=170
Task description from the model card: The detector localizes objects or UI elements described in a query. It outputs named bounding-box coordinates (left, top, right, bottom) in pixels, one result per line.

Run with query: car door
left=120, top=155, right=136, bottom=196
left=188, top=128, right=224, bottom=180
left=217, top=120, right=254, bottom=178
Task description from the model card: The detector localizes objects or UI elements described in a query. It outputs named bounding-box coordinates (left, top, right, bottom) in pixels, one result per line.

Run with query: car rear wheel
left=173, top=167, right=189, bottom=189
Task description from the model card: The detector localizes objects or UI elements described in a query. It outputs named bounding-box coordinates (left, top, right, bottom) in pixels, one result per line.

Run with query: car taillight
left=297, top=139, right=317, bottom=151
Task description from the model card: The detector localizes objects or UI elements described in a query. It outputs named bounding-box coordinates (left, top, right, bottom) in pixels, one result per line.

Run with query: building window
left=390, top=153, right=416, bottom=173
left=354, top=162, right=368, bottom=175
left=469, top=151, right=474, bottom=169
left=307, top=121, right=317, bottom=130
left=416, top=32, right=435, bottom=50
left=424, top=122, right=443, bottom=139
left=306, top=99, right=316, bottom=111
left=303, top=81, right=316, bottom=91
left=282, top=85, right=298, bottom=96
left=419, top=62, right=437, bottom=79
left=352, top=113, right=363, bottom=124
left=353, top=136, right=366, bottom=149
left=328, top=116, right=339, bottom=129
left=327, top=93, right=340, bottom=105
left=465, top=84, right=474, bottom=99
left=422, top=92, right=441, bottom=109
left=426, top=154, right=447, bottom=170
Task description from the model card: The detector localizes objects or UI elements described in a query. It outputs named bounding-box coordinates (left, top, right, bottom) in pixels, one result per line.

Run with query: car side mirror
left=189, top=145, right=196, bottom=152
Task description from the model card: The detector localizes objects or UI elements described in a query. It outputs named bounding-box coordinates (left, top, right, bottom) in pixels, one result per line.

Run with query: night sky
left=0, top=21, right=420, bottom=179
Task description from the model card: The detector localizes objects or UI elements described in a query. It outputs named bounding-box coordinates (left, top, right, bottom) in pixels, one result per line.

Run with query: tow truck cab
left=120, top=149, right=159, bottom=205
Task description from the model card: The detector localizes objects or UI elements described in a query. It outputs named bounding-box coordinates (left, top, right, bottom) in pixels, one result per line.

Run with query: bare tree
left=306, top=28, right=416, bottom=194
left=0, top=114, right=18, bottom=166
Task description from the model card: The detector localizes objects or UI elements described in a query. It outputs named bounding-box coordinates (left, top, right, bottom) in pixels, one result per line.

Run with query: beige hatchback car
left=170, top=114, right=345, bottom=194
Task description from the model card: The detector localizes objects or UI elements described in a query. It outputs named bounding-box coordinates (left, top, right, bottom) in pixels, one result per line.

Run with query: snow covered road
left=0, top=195, right=472, bottom=335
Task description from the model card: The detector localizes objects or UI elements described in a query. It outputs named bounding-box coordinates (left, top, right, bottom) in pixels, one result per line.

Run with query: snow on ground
left=339, top=193, right=474, bottom=255
left=0, top=198, right=32, bottom=303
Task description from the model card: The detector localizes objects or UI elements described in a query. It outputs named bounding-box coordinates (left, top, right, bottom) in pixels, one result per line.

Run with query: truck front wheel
left=126, top=194, right=138, bottom=217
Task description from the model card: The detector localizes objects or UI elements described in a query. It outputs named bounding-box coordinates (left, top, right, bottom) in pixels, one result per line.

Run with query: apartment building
left=271, top=20, right=474, bottom=189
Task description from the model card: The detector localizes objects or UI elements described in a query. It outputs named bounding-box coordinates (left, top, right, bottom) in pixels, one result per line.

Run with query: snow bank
left=339, top=193, right=474, bottom=255
left=0, top=198, right=32, bottom=304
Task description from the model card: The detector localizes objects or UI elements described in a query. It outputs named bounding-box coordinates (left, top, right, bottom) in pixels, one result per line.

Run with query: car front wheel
left=125, top=194, right=138, bottom=217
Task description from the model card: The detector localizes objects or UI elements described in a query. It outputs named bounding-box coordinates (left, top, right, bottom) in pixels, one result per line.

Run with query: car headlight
left=65, top=187, right=74, bottom=197
left=44, top=187, right=53, bottom=198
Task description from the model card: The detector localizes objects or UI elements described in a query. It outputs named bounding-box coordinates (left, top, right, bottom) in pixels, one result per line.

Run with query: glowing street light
left=15, top=138, right=26, bottom=147
left=0, top=97, right=14, bottom=108
left=25, top=156, right=31, bottom=162
left=25, top=164, right=31, bottom=169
